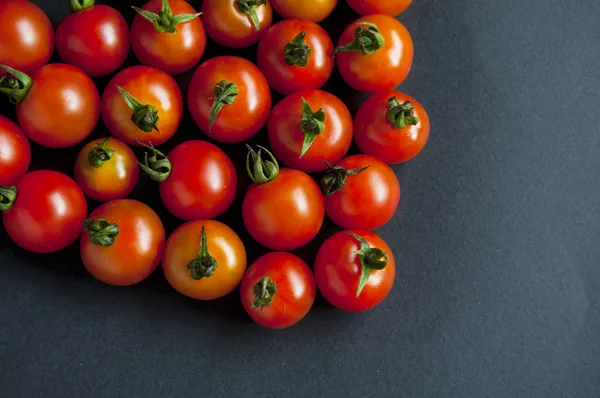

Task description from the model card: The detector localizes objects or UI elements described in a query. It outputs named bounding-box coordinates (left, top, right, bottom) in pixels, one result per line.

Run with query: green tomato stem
left=0, top=65, right=32, bottom=105
left=187, top=225, right=218, bottom=280
left=320, top=161, right=369, bottom=196
left=132, top=0, right=202, bottom=34
left=387, top=97, right=419, bottom=129
left=88, top=138, right=115, bottom=168
left=284, top=32, right=312, bottom=67
left=116, top=85, right=160, bottom=133
left=0, top=185, right=17, bottom=212
left=236, top=0, right=266, bottom=31
left=252, top=276, right=278, bottom=312
left=137, top=142, right=172, bottom=182
left=70, top=0, right=95, bottom=12
left=209, top=80, right=238, bottom=133
left=332, top=22, right=384, bottom=56
left=299, top=97, right=326, bottom=158
left=345, top=232, right=389, bottom=298
left=83, top=218, right=120, bottom=247
left=246, top=145, right=280, bottom=184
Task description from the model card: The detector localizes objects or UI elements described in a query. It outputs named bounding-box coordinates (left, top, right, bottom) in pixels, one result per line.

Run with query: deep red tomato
left=80, top=199, right=165, bottom=286
left=314, top=230, right=395, bottom=312
left=74, top=137, right=139, bottom=202
left=0, top=0, right=54, bottom=75
left=131, top=0, right=206, bottom=75
left=270, top=0, right=337, bottom=23
left=334, top=14, right=413, bottom=93
left=188, top=56, right=271, bottom=143
left=354, top=91, right=430, bottom=164
left=346, top=0, right=412, bottom=16
left=56, top=1, right=129, bottom=77
left=163, top=220, right=247, bottom=300
left=0, top=115, right=30, bottom=186
left=243, top=146, right=324, bottom=251
left=101, top=65, right=183, bottom=146
left=257, top=20, right=334, bottom=95
left=240, top=252, right=316, bottom=329
left=1, top=170, right=87, bottom=253
left=321, top=154, right=400, bottom=230
left=201, top=0, right=272, bottom=48
left=268, top=89, right=352, bottom=173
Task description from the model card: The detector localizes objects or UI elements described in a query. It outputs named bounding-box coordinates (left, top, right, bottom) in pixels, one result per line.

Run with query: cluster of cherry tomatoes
left=0, top=0, right=429, bottom=329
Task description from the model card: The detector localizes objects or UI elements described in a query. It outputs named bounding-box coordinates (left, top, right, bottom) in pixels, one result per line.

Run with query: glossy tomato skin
left=336, top=14, right=413, bottom=93
left=163, top=220, right=247, bottom=300
left=188, top=56, right=271, bottom=143
left=241, top=252, right=316, bottom=329
left=56, top=5, right=130, bottom=77
left=0, top=115, right=30, bottom=186
left=102, top=66, right=183, bottom=146
left=270, top=0, right=337, bottom=23
left=346, top=0, right=412, bottom=16
left=354, top=91, right=430, bottom=164
left=268, top=90, right=352, bottom=173
left=202, top=0, right=272, bottom=48
left=0, top=0, right=54, bottom=74
left=257, top=20, right=334, bottom=95
left=80, top=199, right=165, bottom=286
left=74, top=138, right=139, bottom=202
left=131, top=0, right=206, bottom=75
left=160, top=140, right=237, bottom=220
left=314, top=230, right=395, bottom=312
left=243, top=168, right=324, bottom=251
left=2, top=171, right=87, bottom=253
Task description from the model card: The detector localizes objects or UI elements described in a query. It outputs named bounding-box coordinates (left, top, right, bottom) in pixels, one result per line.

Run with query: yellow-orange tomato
left=270, top=0, right=337, bottom=23
left=346, top=0, right=412, bottom=16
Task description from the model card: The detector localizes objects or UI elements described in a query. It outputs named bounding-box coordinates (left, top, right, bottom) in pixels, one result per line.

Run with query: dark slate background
left=1, top=0, right=599, bottom=397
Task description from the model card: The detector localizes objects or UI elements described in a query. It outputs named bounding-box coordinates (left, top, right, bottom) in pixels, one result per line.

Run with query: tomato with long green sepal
left=346, top=0, right=412, bottom=16
left=270, top=0, right=337, bottom=23
left=0, top=115, right=30, bottom=186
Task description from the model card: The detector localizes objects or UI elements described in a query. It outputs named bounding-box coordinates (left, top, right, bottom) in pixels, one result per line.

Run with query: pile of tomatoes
left=0, top=0, right=429, bottom=329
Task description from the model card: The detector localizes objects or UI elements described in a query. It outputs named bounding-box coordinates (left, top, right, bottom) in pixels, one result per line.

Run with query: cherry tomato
left=0, top=115, right=30, bottom=186
left=1, top=170, right=87, bottom=253
left=257, top=20, right=334, bottom=95
left=74, top=137, right=139, bottom=202
left=201, top=0, right=272, bottom=48
left=131, top=0, right=206, bottom=75
left=188, top=56, right=271, bottom=143
left=270, top=0, right=337, bottom=23
left=334, top=14, right=413, bottom=93
left=80, top=199, right=165, bottom=286
left=346, top=0, right=412, bottom=16
left=243, top=146, right=324, bottom=251
left=314, top=230, right=395, bottom=312
left=163, top=220, right=246, bottom=300
left=354, top=91, right=430, bottom=164
left=56, top=1, right=130, bottom=77
left=321, top=154, right=400, bottom=230
left=0, top=0, right=54, bottom=75
left=268, top=89, right=352, bottom=173
left=101, top=65, right=183, bottom=146
left=240, top=252, right=316, bottom=329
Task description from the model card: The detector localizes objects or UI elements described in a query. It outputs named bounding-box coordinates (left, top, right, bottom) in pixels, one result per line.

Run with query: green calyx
left=209, top=80, right=238, bottom=133
left=345, top=232, right=389, bottom=298
left=137, top=142, right=171, bottom=182
left=116, top=86, right=160, bottom=133
left=284, top=32, right=312, bottom=67
left=83, top=218, right=120, bottom=247
left=299, top=98, right=326, bottom=158
left=251, top=276, right=278, bottom=311
left=246, top=145, right=279, bottom=184
left=187, top=225, right=218, bottom=280
left=236, top=0, right=266, bottom=31
left=70, top=0, right=95, bottom=12
left=332, top=22, right=384, bottom=56
left=88, top=138, right=115, bottom=168
left=387, top=97, right=419, bottom=129
left=132, top=0, right=202, bottom=34
left=0, top=65, right=32, bottom=105
left=320, top=161, right=369, bottom=196
left=0, top=185, right=17, bottom=212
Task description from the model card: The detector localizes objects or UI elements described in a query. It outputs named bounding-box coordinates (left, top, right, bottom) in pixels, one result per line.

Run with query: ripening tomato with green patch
left=0, top=115, right=30, bottom=186
left=270, top=0, right=337, bottom=23
left=346, top=0, right=412, bottom=16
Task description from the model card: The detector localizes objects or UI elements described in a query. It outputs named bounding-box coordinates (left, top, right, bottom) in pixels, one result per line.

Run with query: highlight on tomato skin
left=0, top=115, right=31, bottom=187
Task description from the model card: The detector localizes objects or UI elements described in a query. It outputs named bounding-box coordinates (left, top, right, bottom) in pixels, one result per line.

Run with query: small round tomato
left=243, top=146, right=324, bottom=251
left=1, top=170, right=87, bottom=253
left=163, top=220, right=246, bottom=300
left=131, top=0, right=206, bottom=75
left=268, top=90, right=352, bottom=173
left=80, top=199, right=165, bottom=286
left=74, top=137, right=139, bottom=202
left=314, top=230, right=395, bottom=312
left=321, top=154, right=400, bottom=230
left=56, top=1, right=130, bottom=77
left=354, top=91, right=430, bottom=164
left=101, top=65, right=183, bottom=146
left=334, top=14, right=413, bottom=93
left=0, top=115, right=30, bottom=186
left=0, top=0, right=54, bottom=74
left=270, top=0, right=337, bottom=23
left=202, top=0, right=272, bottom=48
left=257, top=20, right=334, bottom=95
left=188, top=56, right=271, bottom=143
left=241, top=252, right=316, bottom=329
left=346, top=0, right=412, bottom=16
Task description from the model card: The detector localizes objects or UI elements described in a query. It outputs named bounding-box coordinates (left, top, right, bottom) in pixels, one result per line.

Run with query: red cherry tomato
left=0, top=0, right=54, bottom=74
left=346, top=0, right=412, bottom=16
left=257, top=20, right=334, bottom=95
left=334, top=14, right=413, bottom=93
left=1, top=170, right=87, bottom=253
left=56, top=1, right=129, bottom=77
left=268, top=89, right=352, bottom=173
left=74, top=137, right=139, bottom=202
left=354, top=91, right=430, bottom=164
left=270, top=0, right=337, bottom=23
left=0, top=115, right=30, bottom=186
left=131, top=0, right=206, bottom=75
left=241, top=252, right=316, bottom=329
left=80, top=199, right=165, bottom=286
left=321, top=154, right=400, bottom=230
left=188, top=56, right=271, bottom=143
left=242, top=146, right=324, bottom=251
left=314, top=230, right=395, bottom=312
left=202, top=0, right=272, bottom=48
left=101, top=65, right=183, bottom=146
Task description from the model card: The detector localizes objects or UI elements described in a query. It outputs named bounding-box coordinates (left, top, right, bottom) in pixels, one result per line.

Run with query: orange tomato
left=270, top=0, right=337, bottom=23
left=346, top=0, right=412, bottom=16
